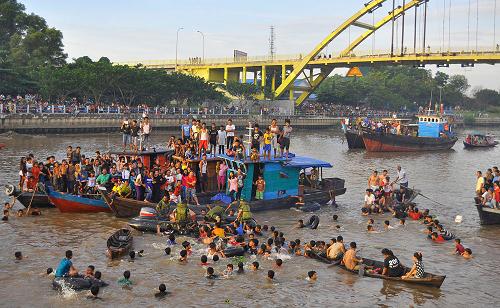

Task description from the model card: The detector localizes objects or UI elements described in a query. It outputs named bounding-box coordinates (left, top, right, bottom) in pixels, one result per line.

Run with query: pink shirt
left=219, top=164, right=228, bottom=177
left=229, top=178, right=238, bottom=191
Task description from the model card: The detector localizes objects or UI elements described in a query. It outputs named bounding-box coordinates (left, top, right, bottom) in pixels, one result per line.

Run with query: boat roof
left=108, top=149, right=174, bottom=156
left=217, top=154, right=332, bottom=169
left=284, top=156, right=332, bottom=169
left=380, top=118, right=413, bottom=122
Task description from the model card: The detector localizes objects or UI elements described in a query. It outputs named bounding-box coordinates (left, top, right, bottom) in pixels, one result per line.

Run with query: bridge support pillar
left=253, top=71, right=257, bottom=85
left=261, top=65, right=266, bottom=87
left=281, top=65, right=286, bottom=81
left=242, top=67, right=247, bottom=83
left=271, top=70, right=276, bottom=92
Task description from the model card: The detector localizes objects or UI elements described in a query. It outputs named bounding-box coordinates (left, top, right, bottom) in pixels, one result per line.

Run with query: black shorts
left=280, top=137, right=290, bottom=150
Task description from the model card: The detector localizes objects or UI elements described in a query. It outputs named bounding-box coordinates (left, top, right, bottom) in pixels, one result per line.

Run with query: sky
left=21, top=0, right=500, bottom=92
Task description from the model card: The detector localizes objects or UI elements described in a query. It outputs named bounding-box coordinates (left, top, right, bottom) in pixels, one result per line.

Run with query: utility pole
left=269, top=26, right=276, bottom=60
left=175, top=27, right=184, bottom=71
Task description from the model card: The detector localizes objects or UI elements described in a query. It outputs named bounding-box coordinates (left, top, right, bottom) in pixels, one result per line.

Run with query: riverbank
left=0, top=114, right=498, bottom=134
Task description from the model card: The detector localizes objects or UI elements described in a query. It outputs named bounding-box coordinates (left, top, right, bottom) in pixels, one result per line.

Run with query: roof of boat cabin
left=217, top=154, right=332, bottom=169
left=108, top=149, right=174, bottom=156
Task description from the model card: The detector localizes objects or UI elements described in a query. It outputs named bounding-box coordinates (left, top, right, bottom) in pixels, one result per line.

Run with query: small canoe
left=106, top=229, right=133, bottom=259
left=310, top=251, right=342, bottom=265
left=463, top=140, right=498, bottom=148
left=337, top=257, right=446, bottom=288
left=4, top=184, right=53, bottom=208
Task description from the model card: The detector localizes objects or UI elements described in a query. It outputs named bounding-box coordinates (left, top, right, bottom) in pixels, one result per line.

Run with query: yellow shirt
left=213, top=227, right=225, bottom=238
left=476, top=177, right=485, bottom=192
left=264, top=132, right=272, bottom=145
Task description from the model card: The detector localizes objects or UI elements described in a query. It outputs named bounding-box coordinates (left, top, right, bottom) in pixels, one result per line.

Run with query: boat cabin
left=171, top=155, right=221, bottom=192
left=417, top=115, right=450, bottom=138
left=217, top=154, right=333, bottom=202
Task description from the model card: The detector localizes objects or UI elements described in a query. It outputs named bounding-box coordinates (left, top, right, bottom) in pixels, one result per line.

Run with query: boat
left=474, top=199, right=500, bottom=225
left=463, top=133, right=498, bottom=148
left=345, top=128, right=365, bottom=149
left=106, top=229, right=133, bottom=259
left=46, top=185, right=110, bottom=213
left=362, top=114, right=457, bottom=152
left=128, top=207, right=199, bottom=234
left=100, top=188, right=153, bottom=218
left=337, top=257, right=446, bottom=288
left=52, top=276, right=108, bottom=291
left=4, top=184, right=53, bottom=208
left=310, top=251, right=342, bottom=265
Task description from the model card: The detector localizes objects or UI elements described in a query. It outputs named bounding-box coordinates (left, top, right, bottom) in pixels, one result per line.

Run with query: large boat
left=474, top=199, right=500, bottom=225
left=463, top=133, right=498, bottom=148
left=46, top=185, right=110, bottom=213
left=103, top=154, right=346, bottom=215
left=344, top=128, right=365, bottom=149
left=362, top=115, right=457, bottom=152
left=4, top=184, right=53, bottom=208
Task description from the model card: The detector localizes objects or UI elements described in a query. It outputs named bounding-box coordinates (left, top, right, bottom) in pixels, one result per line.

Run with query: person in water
left=251, top=261, right=259, bottom=271
left=297, top=219, right=305, bottom=228
left=223, top=264, right=234, bottom=277
left=236, top=262, right=245, bottom=274
left=383, top=220, right=394, bottom=230
left=267, top=270, right=275, bottom=281
left=381, top=248, right=404, bottom=277
left=118, top=270, right=132, bottom=286
left=179, top=250, right=188, bottom=263
left=129, top=251, right=136, bottom=262
left=462, top=248, right=473, bottom=259
left=206, top=267, right=218, bottom=279
left=55, top=250, right=78, bottom=278
left=275, top=259, right=283, bottom=268
left=200, top=255, right=209, bottom=266
left=402, top=252, right=424, bottom=279
left=454, top=239, right=465, bottom=255
left=167, top=234, right=176, bottom=246
left=84, top=265, right=95, bottom=278
left=14, top=251, right=23, bottom=260
left=307, top=271, right=317, bottom=281
left=87, top=286, right=102, bottom=300
left=155, top=284, right=169, bottom=298
left=430, top=232, right=445, bottom=243
left=164, top=247, right=171, bottom=255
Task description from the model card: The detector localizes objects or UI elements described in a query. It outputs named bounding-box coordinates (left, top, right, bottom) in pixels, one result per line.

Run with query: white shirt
left=217, top=130, right=227, bottom=145
left=364, top=194, right=375, bottom=205
left=142, top=123, right=151, bottom=134
left=121, top=169, right=130, bottom=180
left=226, top=124, right=235, bottom=137
left=397, top=169, right=408, bottom=184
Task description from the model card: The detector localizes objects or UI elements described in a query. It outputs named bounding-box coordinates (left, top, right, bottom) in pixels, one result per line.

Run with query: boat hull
left=475, top=202, right=500, bottom=225
left=362, top=132, right=457, bottom=152
left=47, top=187, right=110, bottom=213
left=463, top=141, right=498, bottom=148
left=5, top=184, right=53, bottom=208
left=345, top=129, right=365, bottom=149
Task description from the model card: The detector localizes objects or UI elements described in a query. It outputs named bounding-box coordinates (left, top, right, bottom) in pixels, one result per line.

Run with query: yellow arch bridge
left=118, top=0, right=500, bottom=105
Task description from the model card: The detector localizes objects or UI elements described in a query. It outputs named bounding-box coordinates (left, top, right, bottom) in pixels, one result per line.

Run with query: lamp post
left=197, top=30, right=205, bottom=62
left=175, top=27, right=184, bottom=71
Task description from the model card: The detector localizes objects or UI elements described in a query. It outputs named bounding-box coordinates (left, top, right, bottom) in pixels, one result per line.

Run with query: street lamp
left=175, top=27, right=184, bottom=71
left=197, top=30, right=205, bottom=62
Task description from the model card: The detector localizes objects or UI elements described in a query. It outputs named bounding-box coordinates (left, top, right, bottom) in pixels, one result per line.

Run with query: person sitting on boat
left=55, top=250, right=78, bottom=278
left=381, top=248, right=404, bottom=277
left=236, top=200, right=252, bottom=223
left=96, top=168, right=112, bottom=190
left=402, top=252, right=424, bottom=279
left=156, top=194, right=171, bottom=218
left=342, top=242, right=363, bottom=271
left=205, top=205, right=225, bottom=222
left=326, top=235, right=345, bottom=261
left=481, top=187, right=496, bottom=208
left=367, top=170, right=379, bottom=191
left=173, top=202, right=190, bottom=225
left=362, top=189, right=375, bottom=215
left=116, top=180, right=131, bottom=198
left=394, top=186, right=408, bottom=205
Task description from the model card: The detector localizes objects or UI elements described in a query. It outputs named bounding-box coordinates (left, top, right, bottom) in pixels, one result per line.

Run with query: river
left=0, top=128, right=499, bottom=307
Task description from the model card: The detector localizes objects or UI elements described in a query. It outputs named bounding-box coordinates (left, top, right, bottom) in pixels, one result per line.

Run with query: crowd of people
left=362, top=165, right=410, bottom=215
left=475, top=167, right=500, bottom=209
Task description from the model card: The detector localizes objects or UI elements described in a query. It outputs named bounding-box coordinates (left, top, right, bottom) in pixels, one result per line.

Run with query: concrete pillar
left=224, top=67, right=228, bottom=85
left=271, top=70, right=276, bottom=92
left=253, top=71, right=257, bottom=85
left=261, top=65, right=266, bottom=87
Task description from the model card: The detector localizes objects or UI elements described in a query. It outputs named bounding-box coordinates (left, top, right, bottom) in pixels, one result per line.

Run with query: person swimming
left=206, top=267, right=218, bottom=279
left=164, top=247, right=171, bottom=255
left=14, top=251, right=23, bottom=260
left=212, top=255, right=219, bottom=262
left=154, top=283, right=169, bottom=298
left=200, top=255, right=209, bottom=266
left=462, top=248, right=473, bottom=259
left=167, top=234, right=176, bottom=246
left=307, top=270, right=317, bottom=281
left=236, top=262, right=245, bottom=274
left=84, top=265, right=95, bottom=278
left=118, top=270, right=132, bottom=286
left=87, top=286, right=102, bottom=300
left=275, top=259, right=283, bottom=268
left=179, top=250, right=188, bottom=263
left=223, top=264, right=234, bottom=277
left=251, top=261, right=259, bottom=271
left=267, top=270, right=275, bottom=281
left=55, top=250, right=78, bottom=278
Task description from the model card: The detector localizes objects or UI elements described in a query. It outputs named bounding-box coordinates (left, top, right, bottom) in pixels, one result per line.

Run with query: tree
left=225, top=81, right=260, bottom=102
left=474, top=89, right=500, bottom=107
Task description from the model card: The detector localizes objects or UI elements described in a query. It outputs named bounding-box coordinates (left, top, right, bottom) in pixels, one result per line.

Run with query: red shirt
left=186, top=175, right=196, bottom=189
left=494, top=186, right=500, bottom=202
left=433, top=235, right=445, bottom=243
left=408, top=211, right=421, bottom=220
left=455, top=243, right=465, bottom=254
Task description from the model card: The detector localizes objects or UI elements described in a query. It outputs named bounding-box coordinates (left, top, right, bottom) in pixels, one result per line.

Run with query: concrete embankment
left=1, top=114, right=499, bottom=134
left=0, top=115, right=341, bottom=134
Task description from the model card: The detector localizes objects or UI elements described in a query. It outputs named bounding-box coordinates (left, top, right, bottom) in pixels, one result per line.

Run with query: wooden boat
left=474, top=199, right=500, bottom=225
left=337, top=257, right=446, bottom=288
left=344, top=128, right=365, bottom=149
left=100, top=188, right=152, bottom=218
left=106, top=229, right=133, bottom=259
left=363, top=114, right=457, bottom=152
left=310, top=251, right=342, bottom=265
left=46, top=185, right=110, bottom=213
left=463, top=133, right=498, bottom=148
left=4, top=184, right=53, bottom=208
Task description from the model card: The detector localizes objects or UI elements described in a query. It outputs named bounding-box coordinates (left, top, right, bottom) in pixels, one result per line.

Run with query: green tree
left=225, top=81, right=260, bottom=101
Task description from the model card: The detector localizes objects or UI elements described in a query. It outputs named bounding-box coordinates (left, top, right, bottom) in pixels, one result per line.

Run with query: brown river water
left=0, top=128, right=499, bottom=307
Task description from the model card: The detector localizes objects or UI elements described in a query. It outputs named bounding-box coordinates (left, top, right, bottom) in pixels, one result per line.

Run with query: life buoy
left=306, top=215, right=320, bottom=229
left=223, top=246, right=245, bottom=257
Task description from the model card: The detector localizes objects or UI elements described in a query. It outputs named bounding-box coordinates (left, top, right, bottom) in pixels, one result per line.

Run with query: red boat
left=46, top=185, right=111, bottom=213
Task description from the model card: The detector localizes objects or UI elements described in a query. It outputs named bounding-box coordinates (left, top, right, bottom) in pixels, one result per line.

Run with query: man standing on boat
left=394, top=165, right=408, bottom=188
